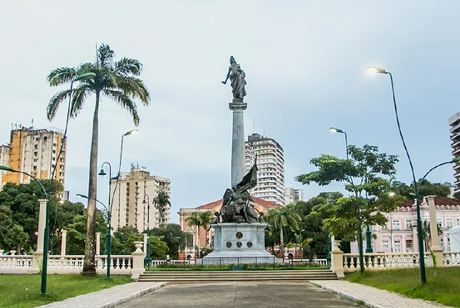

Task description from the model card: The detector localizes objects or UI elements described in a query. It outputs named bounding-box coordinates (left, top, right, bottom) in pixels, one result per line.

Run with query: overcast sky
left=1, top=1, right=460, bottom=224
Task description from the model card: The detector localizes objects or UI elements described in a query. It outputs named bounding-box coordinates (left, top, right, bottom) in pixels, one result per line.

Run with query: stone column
left=427, top=195, right=444, bottom=266
left=60, top=230, right=67, bottom=256
left=412, top=226, right=418, bottom=252
left=143, top=233, right=148, bottom=257
left=331, top=243, right=344, bottom=279
left=96, top=232, right=101, bottom=255
left=229, top=100, right=247, bottom=187
left=131, top=241, right=145, bottom=281
left=36, top=199, right=47, bottom=253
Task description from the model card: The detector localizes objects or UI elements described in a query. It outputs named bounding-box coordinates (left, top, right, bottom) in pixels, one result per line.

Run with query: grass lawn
left=345, top=267, right=460, bottom=307
left=0, top=274, right=131, bottom=308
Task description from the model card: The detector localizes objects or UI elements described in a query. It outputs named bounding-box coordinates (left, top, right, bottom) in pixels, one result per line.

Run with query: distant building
left=284, top=188, right=304, bottom=205
left=0, top=126, right=66, bottom=189
left=449, top=112, right=460, bottom=194
left=110, top=166, right=170, bottom=232
left=352, top=195, right=460, bottom=253
left=245, top=133, right=285, bottom=205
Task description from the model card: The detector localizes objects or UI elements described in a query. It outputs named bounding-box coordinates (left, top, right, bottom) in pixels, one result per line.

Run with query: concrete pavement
left=36, top=280, right=455, bottom=308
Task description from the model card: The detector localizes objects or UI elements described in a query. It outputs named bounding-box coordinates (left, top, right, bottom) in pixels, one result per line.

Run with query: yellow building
left=1, top=126, right=66, bottom=188
left=110, top=166, right=170, bottom=232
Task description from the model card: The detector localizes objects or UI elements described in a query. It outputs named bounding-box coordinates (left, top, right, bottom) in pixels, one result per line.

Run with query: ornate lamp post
left=98, top=162, right=112, bottom=278
left=330, top=127, right=365, bottom=274
left=142, top=194, right=151, bottom=270
left=76, top=194, right=110, bottom=278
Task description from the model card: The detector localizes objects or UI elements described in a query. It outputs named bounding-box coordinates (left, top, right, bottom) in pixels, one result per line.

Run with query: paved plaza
left=36, top=280, right=455, bottom=308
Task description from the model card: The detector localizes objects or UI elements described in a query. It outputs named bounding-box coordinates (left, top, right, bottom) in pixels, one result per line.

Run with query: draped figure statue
left=222, top=56, right=247, bottom=100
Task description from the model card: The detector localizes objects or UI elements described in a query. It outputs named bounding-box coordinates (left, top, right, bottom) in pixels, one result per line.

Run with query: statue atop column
left=222, top=56, right=247, bottom=101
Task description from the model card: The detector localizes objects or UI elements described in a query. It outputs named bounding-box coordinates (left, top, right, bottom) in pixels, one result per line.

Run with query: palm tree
left=46, top=44, right=150, bottom=276
left=266, top=205, right=302, bottom=258
left=185, top=211, right=213, bottom=258
left=153, top=189, right=171, bottom=225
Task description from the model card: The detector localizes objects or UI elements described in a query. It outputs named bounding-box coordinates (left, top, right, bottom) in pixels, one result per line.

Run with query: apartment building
left=285, top=188, right=304, bottom=205
left=110, top=166, right=170, bottom=232
left=0, top=126, right=66, bottom=188
left=245, top=133, right=285, bottom=205
left=449, top=112, right=460, bottom=194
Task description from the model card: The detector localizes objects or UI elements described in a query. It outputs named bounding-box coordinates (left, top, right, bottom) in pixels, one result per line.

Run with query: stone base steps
left=138, top=270, right=338, bottom=284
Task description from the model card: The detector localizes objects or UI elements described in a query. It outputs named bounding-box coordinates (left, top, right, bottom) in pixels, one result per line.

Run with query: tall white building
left=285, top=188, right=304, bottom=205
left=449, top=112, right=460, bottom=194
left=110, top=166, right=171, bottom=232
left=245, top=133, right=285, bottom=205
left=1, top=126, right=66, bottom=189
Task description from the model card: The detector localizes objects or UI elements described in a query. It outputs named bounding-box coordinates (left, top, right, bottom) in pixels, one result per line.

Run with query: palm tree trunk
left=196, top=228, right=201, bottom=259
left=280, top=227, right=284, bottom=259
left=83, top=94, right=99, bottom=276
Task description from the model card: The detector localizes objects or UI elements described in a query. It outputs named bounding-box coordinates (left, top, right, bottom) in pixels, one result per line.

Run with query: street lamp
left=98, top=162, right=112, bottom=279
left=367, top=66, right=429, bottom=284
left=330, top=127, right=365, bottom=273
left=76, top=193, right=111, bottom=278
left=142, top=194, right=151, bottom=270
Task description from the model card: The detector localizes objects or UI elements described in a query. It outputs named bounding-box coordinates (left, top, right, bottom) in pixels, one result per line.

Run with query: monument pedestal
left=203, top=223, right=279, bottom=265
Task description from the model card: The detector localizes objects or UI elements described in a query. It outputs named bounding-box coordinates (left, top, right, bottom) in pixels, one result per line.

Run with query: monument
left=202, top=57, right=277, bottom=265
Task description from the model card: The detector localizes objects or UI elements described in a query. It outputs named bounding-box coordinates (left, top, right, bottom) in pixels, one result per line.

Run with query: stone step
left=138, top=270, right=338, bottom=283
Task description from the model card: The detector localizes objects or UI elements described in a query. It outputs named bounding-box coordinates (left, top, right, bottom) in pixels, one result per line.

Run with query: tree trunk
left=196, top=227, right=201, bottom=259
left=280, top=227, right=284, bottom=259
left=83, top=94, right=99, bottom=276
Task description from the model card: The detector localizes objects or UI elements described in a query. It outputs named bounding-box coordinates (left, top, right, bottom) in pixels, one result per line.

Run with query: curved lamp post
left=330, top=127, right=365, bottom=273
left=142, top=194, right=151, bottom=270
left=76, top=193, right=111, bottom=278
left=111, top=129, right=139, bottom=218
left=98, top=162, right=112, bottom=279
left=366, top=66, right=427, bottom=283
left=6, top=72, right=96, bottom=295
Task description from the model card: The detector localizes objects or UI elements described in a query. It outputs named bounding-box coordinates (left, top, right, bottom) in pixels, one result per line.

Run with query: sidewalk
left=37, top=282, right=166, bottom=308
left=310, top=280, right=454, bottom=308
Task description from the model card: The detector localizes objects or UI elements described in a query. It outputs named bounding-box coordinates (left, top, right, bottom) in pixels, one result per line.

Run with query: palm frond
left=47, top=67, right=76, bottom=86
left=97, top=44, right=115, bottom=68
left=70, top=85, right=92, bottom=117
left=115, top=76, right=150, bottom=104
left=115, top=58, right=142, bottom=76
left=47, top=89, right=71, bottom=120
left=104, top=89, right=140, bottom=125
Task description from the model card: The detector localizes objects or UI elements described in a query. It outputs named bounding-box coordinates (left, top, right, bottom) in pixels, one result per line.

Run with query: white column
left=96, top=232, right=101, bottom=255
left=36, top=199, right=46, bottom=253
left=143, top=233, right=148, bottom=257
left=412, top=226, right=418, bottom=252
left=60, top=229, right=67, bottom=255
left=229, top=101, right=247, bottom=187
left=427, top=195, right=441, bottom=249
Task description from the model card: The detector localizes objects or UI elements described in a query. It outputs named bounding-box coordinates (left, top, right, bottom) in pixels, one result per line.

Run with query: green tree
left=46, top=44, right=150, bottom=276
left=391, top=179, right=450, bottom=199
left=0, top=205, right=29, bottom=252
left=296, top=144, right=403, bottom=238
left=150, top=224, right=186, bottom=259
left=153, top=189, right=170, bottom=225
left=266, top=204, right=301, bottom=258
left=185, top=211, right=213, bottom=258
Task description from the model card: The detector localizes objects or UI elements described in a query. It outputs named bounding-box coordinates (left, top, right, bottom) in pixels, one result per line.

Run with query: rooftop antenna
left=253, top=119, right=256, bottom=134
left=31, top=119, right=34, bottom=129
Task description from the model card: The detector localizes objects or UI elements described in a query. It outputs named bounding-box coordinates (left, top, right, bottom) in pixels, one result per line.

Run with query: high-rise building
left=110, top=166, right=171, bottom=232
left=245, top=133, right=285, bottom=205
left=284, top=188, right=304, bottom=205
left=0, top=145, right=10, bottom=189
left=0, top=126, right=66, bottom=189
left=449, top=112, right=460, bottom=194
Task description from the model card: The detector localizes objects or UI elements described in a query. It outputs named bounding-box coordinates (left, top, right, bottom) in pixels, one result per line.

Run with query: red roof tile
left=400, top=195, right=460, bottom=207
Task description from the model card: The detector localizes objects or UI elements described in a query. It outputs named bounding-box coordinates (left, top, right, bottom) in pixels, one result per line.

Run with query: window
left=382, top=240, right=389, bottom=249
left=405, top=219, right=412, bottom=230
left=392, top=219, right=400, bottom=231
left=457, top=218, right=460, bottom=226
left=437, top=218, right=443, bottom=228
left=394, top=240, right=401, bottom=253
left=446, top=218, right=453, bottom=228
left=406, top=240, right=413, bottom=252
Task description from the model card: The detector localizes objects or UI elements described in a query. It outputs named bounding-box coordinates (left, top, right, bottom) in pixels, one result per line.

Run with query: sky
left=1, top=1, right=460, bottom=224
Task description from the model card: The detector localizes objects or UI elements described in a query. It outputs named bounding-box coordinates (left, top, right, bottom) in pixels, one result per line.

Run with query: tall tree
left=152, top=189, right=171, bottom=225
left=266, top=204, right=301, bottom=258
left=185, top=211, right=213, bottom=258
left=296, top=145, right=403, bottom=238
left=150, top=224, right=186, bottom=259
left=46, top=44, right=150, bottom=275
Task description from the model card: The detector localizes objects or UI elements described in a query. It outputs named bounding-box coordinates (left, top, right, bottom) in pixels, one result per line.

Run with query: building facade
left=449, top=112, right=460, bottom=194
left=245, top=133, right=285, bottom=205
left=351, top=195, right=460, bottom=254
left=0, top=126, right=66, bottom=189
left=110, top=166, right=170, bottom=232
left=284, top=188, right=304, bottom=205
